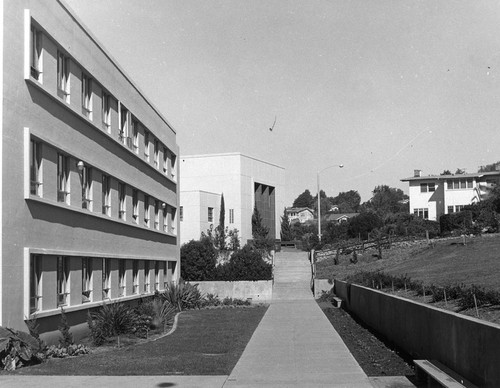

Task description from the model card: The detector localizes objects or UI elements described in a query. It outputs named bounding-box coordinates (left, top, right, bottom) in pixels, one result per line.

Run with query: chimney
left=414, top=169, right=422, bottom=177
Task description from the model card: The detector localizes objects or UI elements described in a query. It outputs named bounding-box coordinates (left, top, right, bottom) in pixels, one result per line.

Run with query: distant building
left=180, top=153, right=285, bottom=244
left=325, top=213, right=358, bottom=224
left=1, top=0, right=180, bottom=340
left=401, top=169, right=500, bottom=221
left=286, top=207, right=314, bottom=224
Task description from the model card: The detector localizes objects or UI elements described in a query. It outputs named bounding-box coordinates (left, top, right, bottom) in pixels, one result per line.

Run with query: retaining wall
left=334, top=279, right=500, bottom=387
left=313, top=279, right=334, bottom=299
left=193, top=281, right=273, bottom=303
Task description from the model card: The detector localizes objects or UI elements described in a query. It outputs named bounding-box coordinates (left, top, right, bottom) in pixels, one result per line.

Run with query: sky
left=65, top=0, right=500, bottom=205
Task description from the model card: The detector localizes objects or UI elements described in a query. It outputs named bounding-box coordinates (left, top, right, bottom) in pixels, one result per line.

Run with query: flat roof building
left=180, top=153, right=285, bottom=245
left=1, top=0, right=180, bottom=340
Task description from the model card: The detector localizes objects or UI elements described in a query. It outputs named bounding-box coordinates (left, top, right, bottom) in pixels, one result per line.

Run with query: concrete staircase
left=273, top=250, right=312, bottom=301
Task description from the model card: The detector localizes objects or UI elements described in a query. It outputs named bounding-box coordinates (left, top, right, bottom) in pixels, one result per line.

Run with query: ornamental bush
left=180, top=238, right=218, bottom=281
left=216, top=245, right=273, bottom=281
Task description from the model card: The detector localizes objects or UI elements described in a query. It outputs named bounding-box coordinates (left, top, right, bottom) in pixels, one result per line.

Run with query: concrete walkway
left=224, top=250, right=372, bottom=387
left=1, top=250, right=377, bottom=388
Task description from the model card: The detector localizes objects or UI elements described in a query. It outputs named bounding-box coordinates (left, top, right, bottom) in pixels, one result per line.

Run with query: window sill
left=26, top=195, right=178, bottom=238
left=25, top=77, right=178, bottom=187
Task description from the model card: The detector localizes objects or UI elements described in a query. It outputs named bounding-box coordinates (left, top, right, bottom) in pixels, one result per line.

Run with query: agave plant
left=161, top=280, right=203, bottom=311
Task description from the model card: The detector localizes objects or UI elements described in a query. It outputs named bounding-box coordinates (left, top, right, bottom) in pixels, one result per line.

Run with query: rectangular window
left=208, top=207, right=214, bottom=223
left=170, top=154, right=176, bottom=180
left=57, top=153, right=69, bottom=203
left=154, top=139, right=159, bottom=168
left=30, top=139, right=42, bottom=196
left=118, top=182, right=126, bottom=220
left=102, top=175, right=111, bottom=216
left=102, top=258, right=111, bottom=299
left=413, top=208, right=429, bottom=220
left=179, top=206, right=183, bottom=222
left=132, top=189, right=139, bottom=223
left=467, top=179, right=473, bottom=189
left=144, top=195, right=150, bottom=227
left=30, top=25, right=42, bottom=80
left=456, top=205, right=465, bottom=212
left=144, top=261, right=150, bottom=293
left=163, top=207, right=168, bottom=232
left=82, top=74, right=92, bottom=119
left=119, top=260, right=126, bottom=297
left=82, top=257, right=92, bottom=303
left=119, top=104, right=131, bottom=147
left=57, top=256, right=69, bottom=306
left=132, top=118, right=139, bottom=153
left=447, top=206, right=454, bottom=214
left=144, top=130, right=150, bottom=161
left=428, top=183, right=435, bottom=192
left=163, top=261, right=169, bottom=289
left=154, top=261, right=160, bottom=291
left=82, top=166, right=92, bottom=210
left=460, top=180, right=467, bottom=189
left=453, top=180, right=460, bottom=189
left=229, top=209, right=234, bottom=224
left=154, top=200, right=160, bottom=230
left=420, top=183, right=435, bottom=193
left=30, top=255, right=42, bottom=313
left=132, top=260, right=139, bottom=294
left=163, top=147, right=168, bottom=173
left=102, top=92, right=111, bottom=131
left=57, top=51, right=70, bottom=102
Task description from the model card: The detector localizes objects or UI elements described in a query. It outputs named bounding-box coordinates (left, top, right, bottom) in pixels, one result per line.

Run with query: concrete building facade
left=180, top=153, right=285, bottom=245
left=1, top=0, right=180, bottom=339
left=401, top=170, right=500, bottom=221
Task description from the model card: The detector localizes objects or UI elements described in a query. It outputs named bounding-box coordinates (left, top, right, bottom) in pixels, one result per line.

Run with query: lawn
left=9, top=306, right=268, bottom=376
left=316, top=234, right=500, bottom=291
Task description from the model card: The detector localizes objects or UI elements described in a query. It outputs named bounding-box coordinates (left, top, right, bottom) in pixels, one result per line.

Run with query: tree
left=331, top=190, right=361, bottom=213
left=363, top=185, right=408, bottom=216
left=252, top=206, right=269, bottom=239
left=347, top=211, right=383, bottom=240
left=292, top=189, right=314, bottom=208
left=280, top=207, right=293, bottom=241
left=478, top=161, right=500, bottom=172
left=217, top=194, right=226, bottom=250
left=180, top=238, right=218, bottom=280
left=440, top=170, right=452, bottom=175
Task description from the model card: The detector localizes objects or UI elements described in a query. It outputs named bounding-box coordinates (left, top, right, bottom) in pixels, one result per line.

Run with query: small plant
left=87, top=302, right=137, bottom=345
left=58, top=308, right=73, bottom=347
left=45, top=343, right=90, bottom=358
left=0, top=327, right=42, bottom=370
left=160, top=280, right=203, bottom=311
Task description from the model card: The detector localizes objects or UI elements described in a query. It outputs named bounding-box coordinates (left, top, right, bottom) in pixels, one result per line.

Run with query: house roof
left=326, top=213, right=358, bottom=221
left=286, top=207, right=314, bottom=214
left=401, top=171, right=500, bottom=182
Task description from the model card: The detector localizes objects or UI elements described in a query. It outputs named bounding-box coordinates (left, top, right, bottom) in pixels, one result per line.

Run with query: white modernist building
left=180, top=153, right=285, bottom=245
left=401, top=170, right=500, bottom=221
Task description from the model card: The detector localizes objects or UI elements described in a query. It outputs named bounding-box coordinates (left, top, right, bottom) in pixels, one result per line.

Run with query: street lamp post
left=317, top=164, right=343, bottom=241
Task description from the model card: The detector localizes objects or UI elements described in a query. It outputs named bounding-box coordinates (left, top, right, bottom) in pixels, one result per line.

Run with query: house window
left=179, top=206, right=183, bottom=222
left=229, top=209, right=234, bottom=224
left=456, top=205, right=465, bottom=212
left=447, top=206, right=454, bottom=214
left=118, top=260, right=126, bottom=297
left=154, top=261, right=160, bottom=291
left=420, top=183, right=435, bottom=193
left=82, top=257, right=92, bottom=303
left=163, top=147, right=168, bottom=173
left=132, top=118, right=139, bottom=153
left=102, top=258, right=111, bottom=299
left=144, top=261, right=150, bottom=293
left=30, top=255, right=42, bottom=313
left=154, top=139, right=159, bottom=168
left=118, top=182, right=126, bottom=220
left=102, top=175, right=111, bottom=216
left=144, top=130, right=150, bottom=161
left=132, top=260, right=139, bottom=294
left=57, top=256, right=70, bottom=306
left=81, top=74, right=92, bottom=119
left=82, top=166, right=92, bottom=210
left=413, top=208, right=429, bottom=220
left=30, top=25, right=42, bottom=81
left=119, top=104, right=130, bottom=146
left=208, top=207, right=214, bottom=223
left=132, top=190, right=139, bottom=223
left=102, top=92, right=111, bottom=131
left=154, top=200, right=160, bottom=230
left=144, top=195, right=150, bottom=227
left=30, top=139, right=42, bottom=196
left=57, top=153, right=69, bottom=204
left=57, top=51, right=70, bottom=102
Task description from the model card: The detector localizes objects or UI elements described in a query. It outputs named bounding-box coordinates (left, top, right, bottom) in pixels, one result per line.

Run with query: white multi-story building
left=1, top=0, right=180, bottom=341
left=180, top=153, right=285, bottom=245
left=401, top=170, right=500, bottom=221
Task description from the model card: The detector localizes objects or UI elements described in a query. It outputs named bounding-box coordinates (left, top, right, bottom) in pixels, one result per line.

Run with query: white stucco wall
left=180, top=190, right=220, bottom=244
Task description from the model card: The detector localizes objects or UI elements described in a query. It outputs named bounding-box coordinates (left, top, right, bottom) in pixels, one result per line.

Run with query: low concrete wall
left=335, top=279, right=500, bottom=387
left=194, top=281, right=273, bottom=303
left=313, top=279, right=334, bottom=299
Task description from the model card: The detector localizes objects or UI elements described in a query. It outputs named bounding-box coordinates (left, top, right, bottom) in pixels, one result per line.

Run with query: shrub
left=58, top=308, right=73, bottom=347
left=87, top=303, right=137, bottom=345
left=216, top=246, right=273, bottom=281
left=45, top=343, right=90, bottom=358
left=180, top=238, right=218, bottom=281
left=160, top=280, right=203, bottom=311
left=0, top=327, right=42, bottom=370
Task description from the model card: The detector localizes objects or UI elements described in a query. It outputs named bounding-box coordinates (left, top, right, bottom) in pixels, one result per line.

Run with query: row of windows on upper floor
left=420, top=180, right=475, bottom=193
left=30, top=254, right=177, bottom=315
left=29, top=23, right=177, bottom=181
left=30, top=138, right=177, bottom=234
left=177, top=207, right=235, bottom=224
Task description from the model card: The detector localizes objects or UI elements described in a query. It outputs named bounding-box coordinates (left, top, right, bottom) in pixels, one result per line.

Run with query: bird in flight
left=269, top=116, right=277, bottom=131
